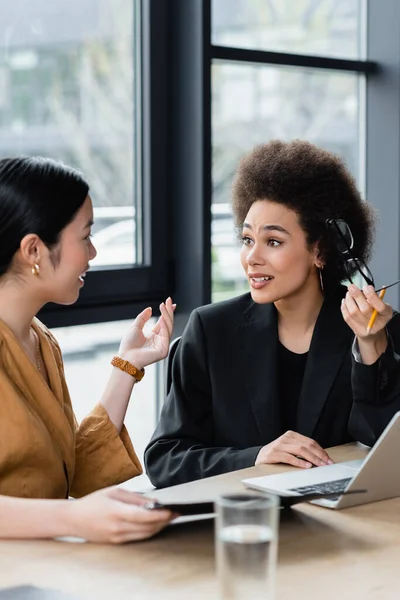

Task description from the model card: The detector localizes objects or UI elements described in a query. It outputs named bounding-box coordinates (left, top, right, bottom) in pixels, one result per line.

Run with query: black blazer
left=145, top=290, right=400, bottom=488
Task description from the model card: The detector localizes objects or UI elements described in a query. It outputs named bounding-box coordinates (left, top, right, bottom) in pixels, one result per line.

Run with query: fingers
left=115, top=522, right=168, bottom=543
left=342, top=288, right=370, bottom=328
left=120, top=504, right=174, bottom=525
left=151, top=319, right=162, bottom=335
left=284, top=432, right=332, bottom=465
left=342, top=285, right=393, bottom=337
left=346, top=285, right=372, bottom=317
left=285, top=445, right=328, bottom=467
left=160, top=297, right=175, bottom=335
left=257, top=432, right=333, bottom=468
left=109, top=489, right=174, bottom=525
left=110, top=490, right=173, bottom=523
left=133, top=306, right=153, bottom=331
left=271, top=452, right=313, bottom=469
left=109, top=488, right=151, bottom=507
left=363, top=286, right=392, bottom=316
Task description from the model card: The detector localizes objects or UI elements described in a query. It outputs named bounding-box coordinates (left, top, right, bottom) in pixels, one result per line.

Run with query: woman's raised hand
left=118, top=297, right=176, bottom=370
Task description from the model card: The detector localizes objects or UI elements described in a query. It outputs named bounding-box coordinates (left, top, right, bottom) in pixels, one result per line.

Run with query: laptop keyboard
left=289, top=477, right=353, bottom=501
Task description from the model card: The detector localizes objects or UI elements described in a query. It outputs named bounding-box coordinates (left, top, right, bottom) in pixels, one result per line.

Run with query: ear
left=19, top=234, right=44, bottom=268
left=312, top=243, right=325, bottom=269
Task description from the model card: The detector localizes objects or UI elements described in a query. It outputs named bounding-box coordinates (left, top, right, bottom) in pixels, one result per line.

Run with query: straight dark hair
left=0, top=157, right=89, bottom=276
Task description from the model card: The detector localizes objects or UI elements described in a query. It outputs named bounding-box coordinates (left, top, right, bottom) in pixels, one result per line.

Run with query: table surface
left=1, top=443, right=399, bottom=599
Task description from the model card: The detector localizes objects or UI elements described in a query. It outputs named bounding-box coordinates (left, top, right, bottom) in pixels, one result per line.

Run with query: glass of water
left=215, top=494, right=279, bottom=600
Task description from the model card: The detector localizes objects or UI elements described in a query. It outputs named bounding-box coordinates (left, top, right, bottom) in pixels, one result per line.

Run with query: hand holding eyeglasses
left=326, top=218, right=400, bottom=296
left=327, top=217, right=396, bottom=361
left=341, top=284, right=392, bottom=364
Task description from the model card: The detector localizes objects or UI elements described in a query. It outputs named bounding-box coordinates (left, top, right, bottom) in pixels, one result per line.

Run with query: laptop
left=242, top=411, right=400, bottom=509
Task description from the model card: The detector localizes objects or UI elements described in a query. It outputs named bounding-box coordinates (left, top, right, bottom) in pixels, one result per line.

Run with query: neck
left=0, top=280, right=44, bottom=342
left=274, top=277, right=324, bottom=334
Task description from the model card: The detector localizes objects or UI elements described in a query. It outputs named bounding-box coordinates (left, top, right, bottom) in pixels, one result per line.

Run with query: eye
left=240, top=236, right=253, bottom=246
left=267, top=238, right=281, bottom=247
left=85, top=233, right=93, bottom=241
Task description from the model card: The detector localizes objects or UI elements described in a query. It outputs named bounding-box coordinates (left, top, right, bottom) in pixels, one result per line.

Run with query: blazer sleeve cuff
left=352, top=330, right=400, bottom=406
left=233, top=446, right=263, bottom=471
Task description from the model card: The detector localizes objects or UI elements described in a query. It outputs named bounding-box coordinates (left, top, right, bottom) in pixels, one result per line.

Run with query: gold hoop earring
left=31, top=263, right=40, bottom=277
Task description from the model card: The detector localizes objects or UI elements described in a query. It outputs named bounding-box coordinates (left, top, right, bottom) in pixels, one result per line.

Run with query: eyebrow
left=242, top=222, right=290, bottom=235
left=84, top=219, right=94, bottom=229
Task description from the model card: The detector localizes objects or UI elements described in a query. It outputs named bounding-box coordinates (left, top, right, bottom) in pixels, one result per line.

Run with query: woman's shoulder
left=195, top=292, right=254, bottom=320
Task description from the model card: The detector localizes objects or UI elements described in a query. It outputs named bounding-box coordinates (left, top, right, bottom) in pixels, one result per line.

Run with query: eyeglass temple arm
left=375, top=279, right=400, bottom=293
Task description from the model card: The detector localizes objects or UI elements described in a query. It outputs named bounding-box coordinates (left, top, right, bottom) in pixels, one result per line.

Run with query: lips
left=79, top=267, right=90, bottom=284
left=79, top=266, right=90, bottom=278
left=248, top=273, right=274, bottom=290
left=251, top=276, right=272, bottom=282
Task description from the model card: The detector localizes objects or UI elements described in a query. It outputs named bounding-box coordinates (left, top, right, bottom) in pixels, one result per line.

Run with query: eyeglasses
left=326, top=218, right=400, bottom=293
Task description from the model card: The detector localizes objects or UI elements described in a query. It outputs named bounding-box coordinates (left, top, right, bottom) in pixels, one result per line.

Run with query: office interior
left=1, top=0, right=400, bottom=588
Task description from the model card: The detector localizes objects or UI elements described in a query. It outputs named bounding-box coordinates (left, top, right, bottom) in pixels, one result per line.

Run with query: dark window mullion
left=212, top=45, right=378, bottom=74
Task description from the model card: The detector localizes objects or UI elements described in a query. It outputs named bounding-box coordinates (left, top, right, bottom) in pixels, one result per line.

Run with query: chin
left=50, top=290, right=80, bottom=306
left=249, top=288, right=277, bottom=304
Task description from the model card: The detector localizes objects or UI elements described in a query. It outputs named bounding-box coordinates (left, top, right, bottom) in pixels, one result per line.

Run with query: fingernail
left=328, top=459, right=334, bottom=465
left=348, top=284, right=356, bottom=293
left=305, top=462, right=312, bottom=469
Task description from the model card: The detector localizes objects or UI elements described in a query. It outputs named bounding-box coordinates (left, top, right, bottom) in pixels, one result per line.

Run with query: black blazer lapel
left=296, top=290, right=353, bottom=438
left=236, top=302, right=282, bottom=441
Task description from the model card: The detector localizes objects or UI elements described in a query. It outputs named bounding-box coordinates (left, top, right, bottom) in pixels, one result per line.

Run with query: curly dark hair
left=232, top=140, right=376, bottom=291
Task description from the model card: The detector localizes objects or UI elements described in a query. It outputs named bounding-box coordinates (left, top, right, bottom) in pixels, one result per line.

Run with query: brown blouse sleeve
left=36, top=324, right=143, bottom=498
left=71, top=403, right=142, bottom=498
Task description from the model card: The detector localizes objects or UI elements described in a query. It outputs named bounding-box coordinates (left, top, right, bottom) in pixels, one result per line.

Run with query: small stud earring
left=31, top=263, right=40, bottom=276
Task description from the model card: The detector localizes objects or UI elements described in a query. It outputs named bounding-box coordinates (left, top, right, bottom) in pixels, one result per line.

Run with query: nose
left=89, top=240, right=97, bottom=260
left=246, top=242, right=265, bottom=266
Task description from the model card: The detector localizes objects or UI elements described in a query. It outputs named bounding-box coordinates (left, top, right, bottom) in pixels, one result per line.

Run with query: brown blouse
left=0, top=318, right=142, bottom=499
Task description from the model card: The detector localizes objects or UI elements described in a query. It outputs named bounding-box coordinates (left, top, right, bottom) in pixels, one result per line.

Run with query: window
left=212, top=0, right=363, bottom=59
left=0, top=0, right=171, bottom=452
left=0, top=0, right=170, bottom=327
left=0, top=0, right=139, bottom=267
left=210, top=0, right=371, bottom=302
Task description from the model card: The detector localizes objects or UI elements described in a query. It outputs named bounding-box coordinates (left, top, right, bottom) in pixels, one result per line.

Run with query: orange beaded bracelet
left=111, top=356, right=145, bottom=382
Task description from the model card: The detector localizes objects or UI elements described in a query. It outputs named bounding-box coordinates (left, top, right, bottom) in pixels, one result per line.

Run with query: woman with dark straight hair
left=0, top=156, right=176, bottom=543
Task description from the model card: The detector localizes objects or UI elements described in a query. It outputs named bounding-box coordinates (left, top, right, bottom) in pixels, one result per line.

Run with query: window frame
left=39, top=0, right=172, bottom=328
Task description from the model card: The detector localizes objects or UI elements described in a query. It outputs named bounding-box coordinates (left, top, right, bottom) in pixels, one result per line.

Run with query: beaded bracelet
left=111, top=356, right=145, bottom=382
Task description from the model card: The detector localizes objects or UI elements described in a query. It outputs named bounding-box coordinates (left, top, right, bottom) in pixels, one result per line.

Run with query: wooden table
left=1, top=443, right=399, bottom=599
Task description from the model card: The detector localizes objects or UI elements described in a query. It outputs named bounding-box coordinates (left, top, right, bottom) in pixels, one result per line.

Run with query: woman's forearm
left=99, top=367, right=137, bottom=433
left=0, top=495, right=71, bottom=540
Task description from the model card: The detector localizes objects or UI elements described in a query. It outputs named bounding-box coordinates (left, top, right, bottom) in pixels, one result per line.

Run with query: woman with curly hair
left=145, top=140, right=400, bottom=488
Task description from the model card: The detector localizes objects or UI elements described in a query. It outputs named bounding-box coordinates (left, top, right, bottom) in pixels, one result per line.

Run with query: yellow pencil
left=367, top=288, right=386, bottom=333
